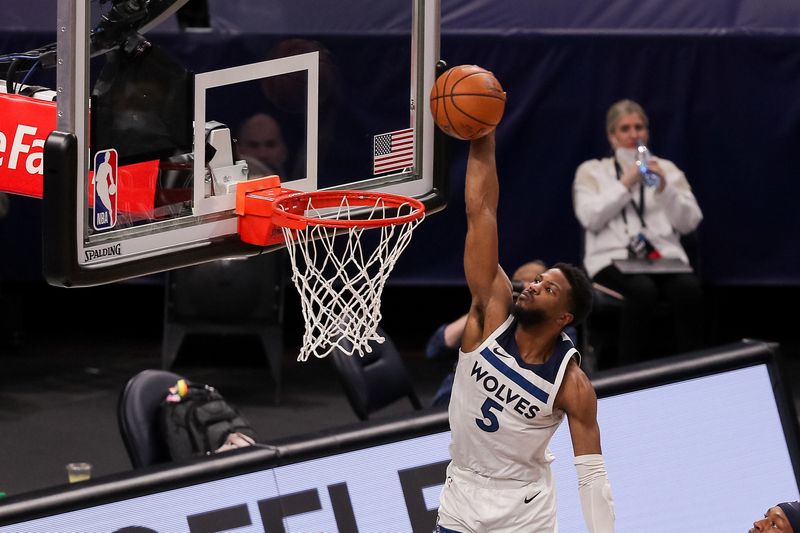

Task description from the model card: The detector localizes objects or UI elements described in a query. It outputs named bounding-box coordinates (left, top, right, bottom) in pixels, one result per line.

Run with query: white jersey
left=448, top=315, right=579, bottom=482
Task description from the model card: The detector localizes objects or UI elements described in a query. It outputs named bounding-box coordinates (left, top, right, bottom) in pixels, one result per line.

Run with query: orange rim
left=272, top=190, right=425, bottom=229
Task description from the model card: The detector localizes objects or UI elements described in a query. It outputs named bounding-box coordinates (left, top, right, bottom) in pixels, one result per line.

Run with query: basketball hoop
left=236, top=177, right=425, bottom=361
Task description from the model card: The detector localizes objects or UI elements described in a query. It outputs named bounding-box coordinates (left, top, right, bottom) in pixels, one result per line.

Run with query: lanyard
left=614, top=159, right=647, bottom=229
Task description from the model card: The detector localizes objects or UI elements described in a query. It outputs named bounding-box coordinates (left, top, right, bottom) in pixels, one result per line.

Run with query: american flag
left=373, top=128, right=414, bottom=175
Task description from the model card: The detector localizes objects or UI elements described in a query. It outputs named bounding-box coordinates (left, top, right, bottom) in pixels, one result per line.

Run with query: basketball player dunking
left=436, top=132, right=615, bottom=532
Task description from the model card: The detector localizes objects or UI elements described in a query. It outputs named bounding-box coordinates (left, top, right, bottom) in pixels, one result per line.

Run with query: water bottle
left=635, top=140, right=660, bottom=187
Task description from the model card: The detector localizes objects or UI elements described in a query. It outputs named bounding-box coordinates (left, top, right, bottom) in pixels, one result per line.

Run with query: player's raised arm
left=430, top=65, right=508, bottom=351
left=464, top=133, right=500, bottom=298
left=461, top=133, right=512, bottom=350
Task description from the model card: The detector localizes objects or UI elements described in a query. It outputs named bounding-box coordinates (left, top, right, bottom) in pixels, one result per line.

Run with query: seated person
left=750, top=501, right=800, bottom=532
left=216, top=432, right=255, bottom=453
left=236, top=113, right=289, bottom=178
left=572, top=99, right=704, bottom=365
left=426, top=260, right=580, bottom=407
left=161, top=378, right=258, bottom=460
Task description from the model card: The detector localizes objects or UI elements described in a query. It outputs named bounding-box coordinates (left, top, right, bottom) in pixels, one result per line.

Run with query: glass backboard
left=42, top=0, right=444, bottom=287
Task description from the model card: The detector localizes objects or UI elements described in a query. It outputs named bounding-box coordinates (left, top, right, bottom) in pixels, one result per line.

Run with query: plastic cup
left=66, top=462, right=92, bottom=483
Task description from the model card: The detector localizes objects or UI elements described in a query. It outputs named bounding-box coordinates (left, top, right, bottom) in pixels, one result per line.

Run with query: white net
left=279, top=194, right=424, bottom=361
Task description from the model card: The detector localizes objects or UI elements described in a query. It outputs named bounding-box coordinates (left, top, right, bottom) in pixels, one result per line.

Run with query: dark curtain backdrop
left=394, top=31, right=800, bottom=286
left=6, top=0, right=800, bottom=33
left=2, top=22, right=800, bottom=285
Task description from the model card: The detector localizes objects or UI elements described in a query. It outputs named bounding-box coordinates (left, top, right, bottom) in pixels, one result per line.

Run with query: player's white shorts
left=437, top=462, right=557, bottom=533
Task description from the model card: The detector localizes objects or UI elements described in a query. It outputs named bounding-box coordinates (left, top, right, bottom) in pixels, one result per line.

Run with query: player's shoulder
left=461, top=305, right=512, bottom=353
left=562, top=357, right=592, bottom=388
left=556, top=358, right=597, bottom=411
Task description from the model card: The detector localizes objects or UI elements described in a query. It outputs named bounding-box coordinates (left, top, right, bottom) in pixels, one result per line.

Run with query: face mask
left=615, top=147, right=637, bottom=166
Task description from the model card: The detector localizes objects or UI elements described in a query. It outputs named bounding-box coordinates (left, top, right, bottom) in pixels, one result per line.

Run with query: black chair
left=329, top=326, right=423, bottom=421
left=162, top=254, right=286, bottom=402
left=579, top=283, right=625, bottom=374
left=580, top=231, right=701, bottom=370
left=118, top=369, right=183, bottom=468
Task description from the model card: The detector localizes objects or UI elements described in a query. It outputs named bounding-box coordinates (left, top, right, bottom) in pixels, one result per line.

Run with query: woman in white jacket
left=573, top=99, right=704, bottom=365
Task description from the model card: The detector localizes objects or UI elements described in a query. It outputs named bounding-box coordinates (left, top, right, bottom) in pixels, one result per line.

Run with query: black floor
left=0, top=280, right=449, bottom=497
left=0, top=332, right=446, bottom=497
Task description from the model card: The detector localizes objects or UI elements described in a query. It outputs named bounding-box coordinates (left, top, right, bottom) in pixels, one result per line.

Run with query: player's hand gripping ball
left=430, top=65, right=506, bottom=140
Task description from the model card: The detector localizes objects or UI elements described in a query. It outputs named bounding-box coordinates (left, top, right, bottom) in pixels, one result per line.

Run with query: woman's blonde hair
left=606, top=99, right=649, bottom=134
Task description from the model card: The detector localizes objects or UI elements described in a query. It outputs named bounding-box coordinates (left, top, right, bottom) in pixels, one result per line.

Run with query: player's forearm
left=463, top=221, right=499, bottom=298
left=463, top=134, right=500, bottom=297
left=464, top=134, right=498, bottom=220
left=574, top=454, right=615, bottom=533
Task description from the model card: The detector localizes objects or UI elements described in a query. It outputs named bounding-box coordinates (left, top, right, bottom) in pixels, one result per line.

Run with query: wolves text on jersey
left=470, top=359, right=540, bottom=420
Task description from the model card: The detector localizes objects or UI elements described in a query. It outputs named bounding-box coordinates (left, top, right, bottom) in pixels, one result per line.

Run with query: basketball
left=430, top=65, right=506, bottom=140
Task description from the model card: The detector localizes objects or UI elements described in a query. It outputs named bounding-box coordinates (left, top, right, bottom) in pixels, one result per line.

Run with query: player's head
left=236, top=113, right=288, bottom=176
left=513, top=262, right=592, bottom=329
left=552, top=262, right=592, bottom=326
left=606, top=99, right=649, bottom=150
left=511, top=260, right=548, bottom=301
left=750, top=502, right=800, bottom=532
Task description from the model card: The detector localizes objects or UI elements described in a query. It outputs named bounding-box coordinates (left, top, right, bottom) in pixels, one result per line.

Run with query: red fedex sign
left=0, top=92, right=54, bottom=198
left=0, top=92, right=159, bottom=215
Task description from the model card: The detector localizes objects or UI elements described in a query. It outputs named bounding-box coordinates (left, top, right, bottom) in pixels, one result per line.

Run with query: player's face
left=514, top=268, right=572, bottom=324
left=608, top=112, right=648, bottom=150
left=750, top=506, right=795, bottom=533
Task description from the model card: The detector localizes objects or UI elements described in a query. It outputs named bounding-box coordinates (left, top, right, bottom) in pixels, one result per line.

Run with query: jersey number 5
left=475, top=398, right=503, bottom=432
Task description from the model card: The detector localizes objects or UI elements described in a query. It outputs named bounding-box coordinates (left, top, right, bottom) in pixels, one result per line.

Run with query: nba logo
left=93, top=149, right=118, bottom=231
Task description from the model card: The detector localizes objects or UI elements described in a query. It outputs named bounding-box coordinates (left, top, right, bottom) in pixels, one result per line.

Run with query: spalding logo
left=84, top=243, right=123, bottom=263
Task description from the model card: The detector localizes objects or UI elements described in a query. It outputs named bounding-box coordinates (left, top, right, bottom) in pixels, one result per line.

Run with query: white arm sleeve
left=574, top=454, right=615, bottom=533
